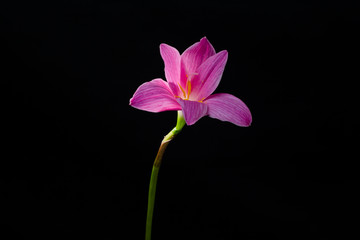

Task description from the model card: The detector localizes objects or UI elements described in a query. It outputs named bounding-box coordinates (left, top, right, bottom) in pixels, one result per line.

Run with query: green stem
left=145, top=165, right=159, bottom=240
left=145, top=111, right=185, bottom=240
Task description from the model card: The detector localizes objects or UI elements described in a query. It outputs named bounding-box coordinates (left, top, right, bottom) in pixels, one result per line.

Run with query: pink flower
left=129, top=37, right=252, bottom=127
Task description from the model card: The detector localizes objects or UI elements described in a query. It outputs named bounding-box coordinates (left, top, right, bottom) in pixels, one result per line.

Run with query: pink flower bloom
left=130, top=37, right=252, bottom=127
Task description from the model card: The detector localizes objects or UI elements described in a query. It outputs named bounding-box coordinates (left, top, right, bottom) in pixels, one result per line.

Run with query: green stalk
left=145, top=165, right=159, bottom=240
left=145, top=111, right=185, bottom=240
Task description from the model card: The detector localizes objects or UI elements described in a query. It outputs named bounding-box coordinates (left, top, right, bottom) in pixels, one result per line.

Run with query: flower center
left=176, top=73, right=198, bottom=100
left=175, top=73, right=205, bottom=102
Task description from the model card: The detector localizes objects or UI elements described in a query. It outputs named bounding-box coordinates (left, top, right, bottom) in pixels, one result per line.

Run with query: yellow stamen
left=178, top=73, right=197, bottom=100
left=186, top=80, right=191, bottom=100
left=178, top=82, right=187, bottom=98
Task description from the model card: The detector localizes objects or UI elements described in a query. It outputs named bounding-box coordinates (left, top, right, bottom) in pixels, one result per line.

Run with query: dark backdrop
left=1, top=1, right=356, bottom=239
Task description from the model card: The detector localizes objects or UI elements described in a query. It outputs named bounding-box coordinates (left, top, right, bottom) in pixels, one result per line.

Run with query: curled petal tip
left=159, top=43, right=167, bottom=50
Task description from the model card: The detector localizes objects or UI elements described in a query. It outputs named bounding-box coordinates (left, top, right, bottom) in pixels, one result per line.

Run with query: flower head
left=130, top=37, right=252, bottom=126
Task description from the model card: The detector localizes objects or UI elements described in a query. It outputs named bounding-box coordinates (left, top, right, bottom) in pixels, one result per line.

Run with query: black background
left=1, top=1, right=356, bottom=239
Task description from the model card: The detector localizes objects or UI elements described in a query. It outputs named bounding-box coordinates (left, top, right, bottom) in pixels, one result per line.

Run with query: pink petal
left=205, top=93, right=252, bottom=127
left=177, top=99, right=208, bottom=125
left=193, top=50, right=228, bottom=100
left=130, top=78, right=181, bottom=112
left=160, top=43, right=181, bottom=96
left=180, top=37, right=216, bottom=88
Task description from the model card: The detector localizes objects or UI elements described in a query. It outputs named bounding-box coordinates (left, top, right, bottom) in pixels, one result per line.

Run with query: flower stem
left=145, top=165, right=159, bottom=240
left=145, top=111, right=185, bottom=240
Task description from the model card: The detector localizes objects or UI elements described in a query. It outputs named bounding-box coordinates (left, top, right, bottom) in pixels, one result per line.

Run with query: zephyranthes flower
left=130, top=37, right=252, bottom=126
left=130, top=37, right=252, bottom=240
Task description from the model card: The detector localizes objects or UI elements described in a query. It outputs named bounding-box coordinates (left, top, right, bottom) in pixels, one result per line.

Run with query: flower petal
left=130, top=78, right=181, bottom=112
left=205, top=93, right=252, bottom=127
left=193, top=50, right=228, bottom=100
left=177, top=99, right=208, bottom=125
left=180, top=37, right=216, bottom=88
left=160, top=43, right=181, bottom=96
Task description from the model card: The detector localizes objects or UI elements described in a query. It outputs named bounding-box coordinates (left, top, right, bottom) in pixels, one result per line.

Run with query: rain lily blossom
left=130, top=37, right=252, bottom=126
left=129, top=37, right=252, bottom=240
